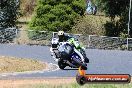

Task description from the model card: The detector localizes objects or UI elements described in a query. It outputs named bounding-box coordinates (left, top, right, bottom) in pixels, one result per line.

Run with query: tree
left=99, top=0, right=132, bottom=37
left=29, top=0, right=86, bottom=32
left=0, top=0, right=20, bottom=28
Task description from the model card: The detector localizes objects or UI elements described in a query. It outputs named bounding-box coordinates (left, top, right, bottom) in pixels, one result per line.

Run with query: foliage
left=97, top=0, right=132, bottom=37
left=29, top=0, right=86, bottom=32
left=0, top=0, right=20, bottom=28
left=104, top=21, right=120, bottom=36
left=71, top=15, right=107, bottom=35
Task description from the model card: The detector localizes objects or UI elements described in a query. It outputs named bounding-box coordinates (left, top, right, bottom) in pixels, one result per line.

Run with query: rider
left=58, top=31, right=83, bottom=49
left=56, top=31, right=89, bottom=63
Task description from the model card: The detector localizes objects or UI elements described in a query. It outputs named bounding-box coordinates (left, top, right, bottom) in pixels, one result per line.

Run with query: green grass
left=20, top=83, right=132, bottom=88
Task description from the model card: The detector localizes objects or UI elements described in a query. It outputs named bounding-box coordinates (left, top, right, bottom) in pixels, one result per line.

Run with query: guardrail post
left=88, top=35, right=91, bottom=47
left=127, top=38, right=129, bottom=50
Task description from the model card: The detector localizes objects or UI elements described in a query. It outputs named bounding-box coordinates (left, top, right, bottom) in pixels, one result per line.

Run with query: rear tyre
left=58, top=60, right=66, bottom=69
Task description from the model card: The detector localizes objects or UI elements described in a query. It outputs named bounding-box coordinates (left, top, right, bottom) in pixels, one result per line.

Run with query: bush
left=71, top=15, right=107, bottom=35
left=0, top=0, right=20, bottom=28
left=29, top=0, right=86, bottom=32
left=98, top=0, right=132, bottom=37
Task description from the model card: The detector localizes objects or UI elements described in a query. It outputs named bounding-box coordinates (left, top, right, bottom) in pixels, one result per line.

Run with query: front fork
left=73, top=48, right=85, bottom=62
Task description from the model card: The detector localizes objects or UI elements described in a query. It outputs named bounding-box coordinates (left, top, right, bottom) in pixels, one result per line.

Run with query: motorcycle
left=56, top=42, right=87, bottom=70
left=50, top=32, right=88, bottom=70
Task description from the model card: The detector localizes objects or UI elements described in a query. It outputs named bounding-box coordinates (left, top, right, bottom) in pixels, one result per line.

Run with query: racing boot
left=84, top=56, right=89, bottom=63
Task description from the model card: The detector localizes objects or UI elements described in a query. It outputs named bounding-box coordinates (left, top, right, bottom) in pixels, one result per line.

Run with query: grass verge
left=21, top=83, right=132, bottom=88
left=0, top=78, right=131, bottom=88
left=0, top=56, right=46, bottom=73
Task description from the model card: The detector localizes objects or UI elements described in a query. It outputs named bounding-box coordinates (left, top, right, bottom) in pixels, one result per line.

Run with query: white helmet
left=58, top=31, right=64, bottom=36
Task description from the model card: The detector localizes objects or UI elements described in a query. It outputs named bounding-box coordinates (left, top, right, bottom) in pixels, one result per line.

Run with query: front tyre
left=58, top=60, right=66, bottom=69
left=81, top=65, right=87, bottom=70
left=72, top=56, right=87, bottom=70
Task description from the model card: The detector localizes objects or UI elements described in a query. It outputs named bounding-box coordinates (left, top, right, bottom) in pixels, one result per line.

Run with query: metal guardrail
left=0, top=29, right=132, bottom=50
left=0, top=27, right=18, bottom=43
left=88, top=35, right=132, bottom=50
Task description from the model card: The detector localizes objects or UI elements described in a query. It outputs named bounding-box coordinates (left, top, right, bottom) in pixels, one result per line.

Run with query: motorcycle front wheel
left=72, top=57, right=87, bottom=70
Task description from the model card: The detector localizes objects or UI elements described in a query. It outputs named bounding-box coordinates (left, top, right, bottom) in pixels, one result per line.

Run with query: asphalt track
left=0, top=44, right=132, bottom=79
